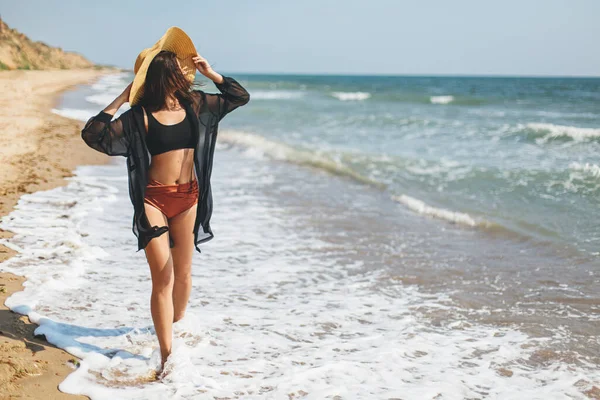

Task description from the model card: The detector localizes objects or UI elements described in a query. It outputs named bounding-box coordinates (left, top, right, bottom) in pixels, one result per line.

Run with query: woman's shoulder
left=115, top=106, right=143, bottom=133
left=122, top=105, right=145, bottom=121
left=126, top=105, right=141, bottom=114
left=190, top=89, right=205, bottom=102
left=187, top=90, right=207, bottom=113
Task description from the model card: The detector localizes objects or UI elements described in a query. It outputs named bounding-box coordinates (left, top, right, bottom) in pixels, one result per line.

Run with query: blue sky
left=2, top=0, right=599, bottom=76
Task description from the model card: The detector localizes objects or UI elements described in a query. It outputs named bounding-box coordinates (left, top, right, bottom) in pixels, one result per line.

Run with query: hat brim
left=129, top=26, right=198, bottom=106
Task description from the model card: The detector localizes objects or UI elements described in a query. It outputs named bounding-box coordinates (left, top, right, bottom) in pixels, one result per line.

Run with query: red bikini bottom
left=144, top=177, right=199, bottom=219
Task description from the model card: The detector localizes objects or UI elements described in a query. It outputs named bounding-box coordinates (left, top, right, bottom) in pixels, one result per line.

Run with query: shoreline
left=0, top=68, right=119, bottom=399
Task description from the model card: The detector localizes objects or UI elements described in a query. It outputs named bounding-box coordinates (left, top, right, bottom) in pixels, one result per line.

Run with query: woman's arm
left=192, top=54, right=250, bottom=120
left=81, top=83, right=132, bottom=157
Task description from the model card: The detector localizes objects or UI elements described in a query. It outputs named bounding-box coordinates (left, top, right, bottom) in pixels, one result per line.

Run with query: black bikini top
left=145, top=110, right=195, bottom=156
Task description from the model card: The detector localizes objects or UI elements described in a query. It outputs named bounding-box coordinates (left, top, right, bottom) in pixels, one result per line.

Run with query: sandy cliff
left=0, top=17, right=114, bottom=70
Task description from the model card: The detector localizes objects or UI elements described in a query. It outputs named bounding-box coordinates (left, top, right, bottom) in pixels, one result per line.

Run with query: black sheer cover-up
left=81, top=76, right=250, bottom=253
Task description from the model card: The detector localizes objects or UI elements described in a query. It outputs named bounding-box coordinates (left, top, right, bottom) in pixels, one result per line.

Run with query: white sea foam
left=218, top=130, right=385, bottom=187
left=85, top=93, right=122, bottom=106
left=90, top=72, right=131, bottom=92
left=1, top=152, right=598, bottom=399
left=51, top=72, right=130, bottom=121
left=51, top=105, right=129, bottom=122
left=249, top=90, right=305, bottom=100
left=51, top=108, right=96, bottom=122
left=569, top=162, right=600, bottom=178
left=566, top=162, right=600, bottom=194
left=405, top=159, right=468, bottom=180
left=526, top=123, right=600, bottom=142
left=391, top=194, right=482, bottom=227
left=430, top=95, right=454, bottom=104
left=331, top=91, right=371, bottom=101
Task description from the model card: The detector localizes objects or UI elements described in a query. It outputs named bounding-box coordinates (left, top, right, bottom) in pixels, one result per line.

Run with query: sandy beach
left=1, top=3, right=599, bottom=397
left=0, top=68, right=118, bottom=399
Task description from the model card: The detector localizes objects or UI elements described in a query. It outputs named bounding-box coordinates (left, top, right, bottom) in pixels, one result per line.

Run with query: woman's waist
left=145, top=176, right=198, bottom=194
left=147, top=163, right=196, bottom=186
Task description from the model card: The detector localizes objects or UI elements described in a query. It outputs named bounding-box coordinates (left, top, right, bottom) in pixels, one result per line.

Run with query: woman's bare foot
left=155, top=353, right=171, bottom=380
left=152, top=350, right=170, bottom=380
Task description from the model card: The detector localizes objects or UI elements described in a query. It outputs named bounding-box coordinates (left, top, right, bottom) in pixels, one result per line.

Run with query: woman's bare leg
left=143, top=203, right=173, bottom=369
left=168, top=203, right=197, bottom=323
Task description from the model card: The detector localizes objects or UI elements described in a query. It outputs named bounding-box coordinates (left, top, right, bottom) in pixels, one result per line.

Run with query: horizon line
left=114, top=67, right=600, bottom=79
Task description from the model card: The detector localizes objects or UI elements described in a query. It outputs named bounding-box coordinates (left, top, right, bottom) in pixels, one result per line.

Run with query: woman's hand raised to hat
left=101, top=82, right=133, bottom=116
left=118, top=82, right=133, bottom=103
left=192, top=54, right=212, bottom=75
left=192, top=54, right=223, bottom=84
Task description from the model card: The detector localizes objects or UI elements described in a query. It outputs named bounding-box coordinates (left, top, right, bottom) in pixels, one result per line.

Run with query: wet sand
left=0, top=68, right=118, bottom=399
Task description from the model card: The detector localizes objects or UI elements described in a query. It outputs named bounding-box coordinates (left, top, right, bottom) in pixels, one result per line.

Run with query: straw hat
left=129, top=26, right=198, bottom=106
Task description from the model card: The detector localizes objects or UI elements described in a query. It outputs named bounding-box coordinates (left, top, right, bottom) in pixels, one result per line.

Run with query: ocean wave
left=391, top=194, right=487, bottom=227
left=430, top=95, right=454, bottom=105
left=90, top=72, right=130, bottom=92
left=85, top=93, right=121, bottom=106
left=523, top=123, right=600, bottom=142
left=370, top=93, right=486, bottom=106
left=331, top=91, right=371, bottom=101
left=218, top=130, right=385, bottom=188
left=569, top=162, right=600, bottom=178
left=218, top=131, right=520, bottom=234
left=564, top=162, right=600, bottom=195
left=250, top=90, right=305, bottom=100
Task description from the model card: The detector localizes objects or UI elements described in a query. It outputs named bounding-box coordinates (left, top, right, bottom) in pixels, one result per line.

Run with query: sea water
left=0, top=72, right=598, bottom=399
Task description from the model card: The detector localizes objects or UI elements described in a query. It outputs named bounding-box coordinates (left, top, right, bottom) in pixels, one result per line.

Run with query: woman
left=81, top=28, right=250, bottom=376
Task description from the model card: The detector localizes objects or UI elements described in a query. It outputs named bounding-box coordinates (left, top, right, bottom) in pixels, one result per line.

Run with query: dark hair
left=139, top=50, right=204, bottom=112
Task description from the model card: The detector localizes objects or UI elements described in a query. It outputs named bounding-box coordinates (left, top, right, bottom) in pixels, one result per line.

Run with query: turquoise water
left=214, top=74, right=600, bottom=255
